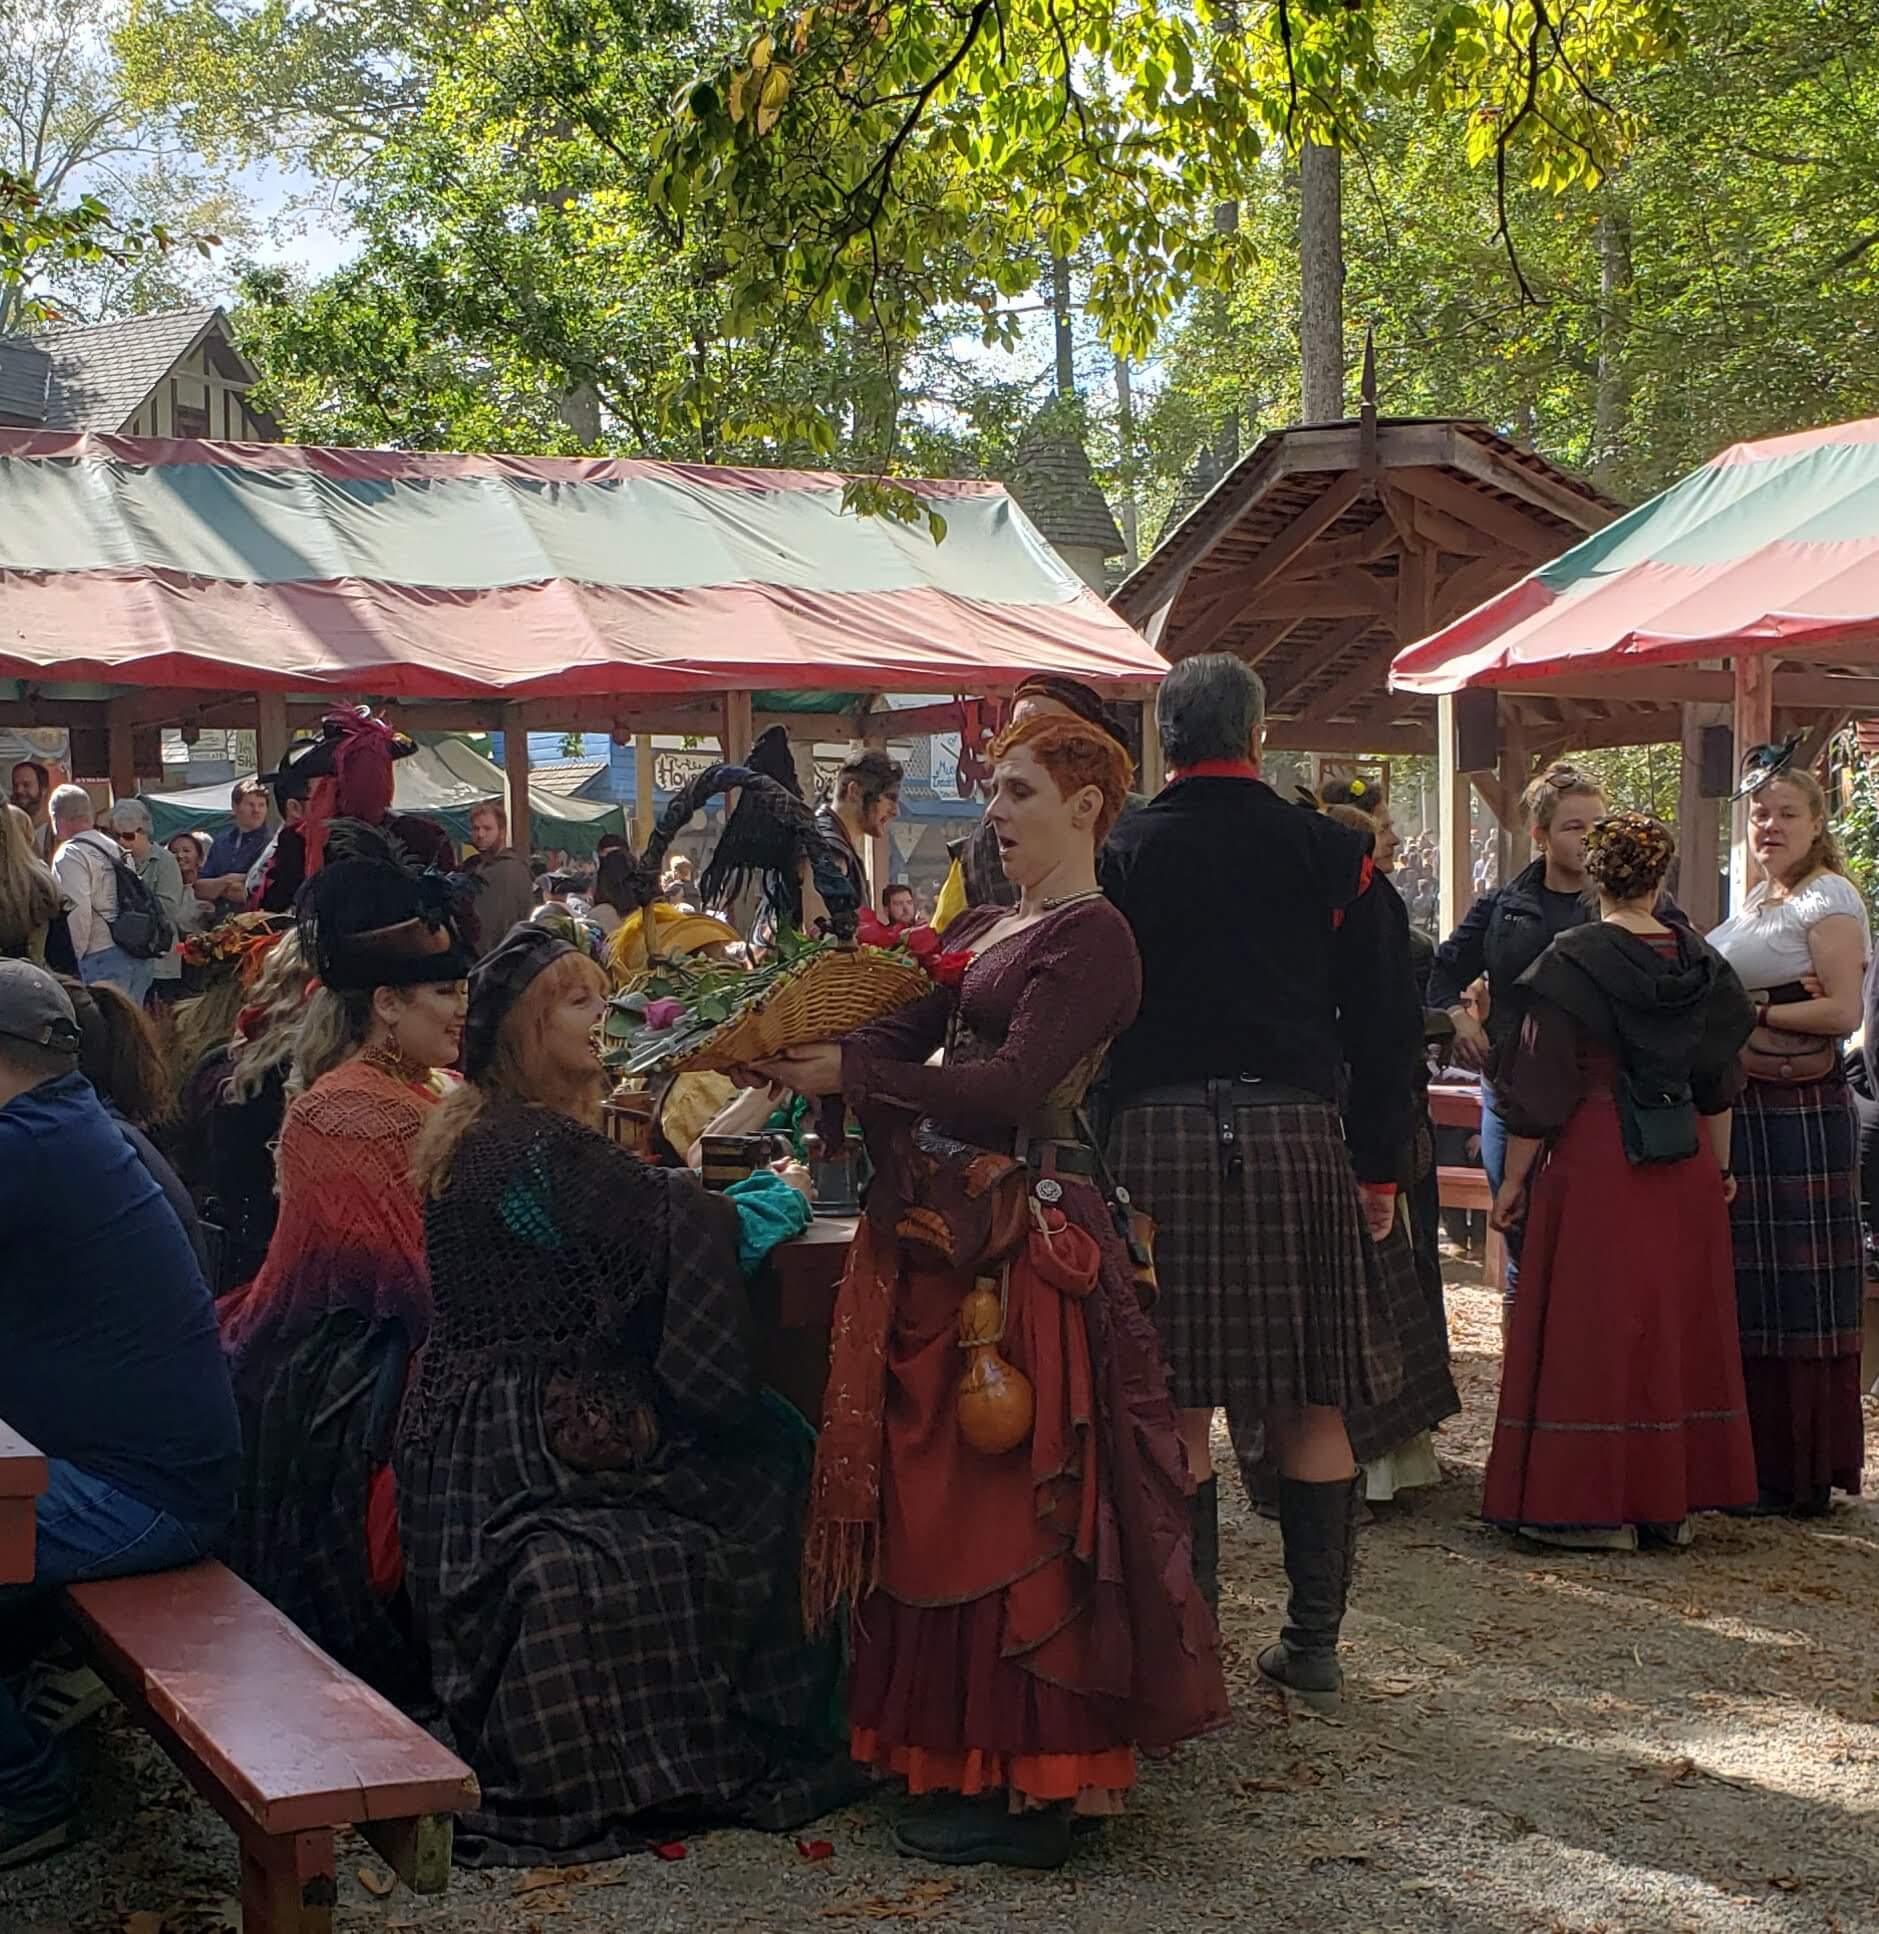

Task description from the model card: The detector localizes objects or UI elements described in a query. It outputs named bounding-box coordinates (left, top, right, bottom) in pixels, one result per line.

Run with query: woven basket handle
left=638, top=761, right=861, bottom=941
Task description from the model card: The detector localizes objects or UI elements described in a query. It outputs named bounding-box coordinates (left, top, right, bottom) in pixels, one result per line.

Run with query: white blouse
left=1705, top=872, right=1870, bottom=990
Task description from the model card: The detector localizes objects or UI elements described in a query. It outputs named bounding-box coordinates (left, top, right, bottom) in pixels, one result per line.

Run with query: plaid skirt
left=1109, top=1097, right=1403, bottom=1415
left=1730, top=1073, right=1864, bottom=1359
left=397, top=1375, right=843, bottom=1865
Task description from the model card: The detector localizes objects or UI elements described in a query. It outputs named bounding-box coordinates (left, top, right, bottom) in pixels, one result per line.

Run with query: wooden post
left=1494, top=701, right=1528, bottom=885
left=1729, top=655, right=1772, bottom=912
left=254, top=692, right=290, bottom=804
left=719, top=690, right=754, bottom=766
left=1437, top=693, right=1472, bottom=939
left=633, top=733, right=655, bottom=849
left=1138, top=697, right=1165, bottom=795
left=503, top=711, right=533, bottom=858
left=107, top=703, right=136, bottom=804
left=1678, top=701, right=1724, bottom=932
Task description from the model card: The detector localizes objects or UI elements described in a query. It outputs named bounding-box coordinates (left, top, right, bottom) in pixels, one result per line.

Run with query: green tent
left=146, top=738, right=626, bottom=857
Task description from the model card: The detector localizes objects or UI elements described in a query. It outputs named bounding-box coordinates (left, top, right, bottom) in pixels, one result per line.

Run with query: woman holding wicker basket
left=758, top=714, right=1226, bottom=1872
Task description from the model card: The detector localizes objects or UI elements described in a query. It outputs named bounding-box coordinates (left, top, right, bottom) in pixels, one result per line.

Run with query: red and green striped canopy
left=0, top=432, right=1161, bottom=701
left=1390, top=418, right=1879, bottom=694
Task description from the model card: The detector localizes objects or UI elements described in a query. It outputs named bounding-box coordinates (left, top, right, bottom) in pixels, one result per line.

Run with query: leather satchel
left=1740, top=991, right=1837, bottom=1084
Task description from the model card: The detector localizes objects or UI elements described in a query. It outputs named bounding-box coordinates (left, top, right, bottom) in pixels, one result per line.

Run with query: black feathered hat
left=296, top=850, right=477, bottom=993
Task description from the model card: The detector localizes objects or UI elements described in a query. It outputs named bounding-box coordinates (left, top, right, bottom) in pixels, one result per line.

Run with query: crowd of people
left=0, top=672, right=1870, bottom=1879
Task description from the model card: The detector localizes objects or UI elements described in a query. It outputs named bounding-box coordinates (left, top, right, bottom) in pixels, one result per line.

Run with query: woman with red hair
left=761, top=716, right=1226, bottom=1871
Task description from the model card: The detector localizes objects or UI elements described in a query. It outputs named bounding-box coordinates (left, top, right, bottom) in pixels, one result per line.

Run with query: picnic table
left=0, top=1418, right=47, bottom=1585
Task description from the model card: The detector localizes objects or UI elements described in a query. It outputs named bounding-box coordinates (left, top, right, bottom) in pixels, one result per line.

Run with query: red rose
left=903, top=924, right=943, bottom=960
left=854, top=912, right=892, bottom=947
left=931, top=950, right=972, bottom=989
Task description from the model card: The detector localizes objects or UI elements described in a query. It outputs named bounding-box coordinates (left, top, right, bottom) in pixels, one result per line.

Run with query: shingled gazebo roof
left=1112, top=416, right=1633, bottom=756
left=1009, top=410, right=1124, bottom=561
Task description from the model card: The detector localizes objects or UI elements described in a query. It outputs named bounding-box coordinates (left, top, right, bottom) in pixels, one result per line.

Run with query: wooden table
left=752, top=1216, right=855, bottom=1425
left=1428, top=1082, right=1484, bottom=1132
left=0, top=1418, right=48, bottom=1585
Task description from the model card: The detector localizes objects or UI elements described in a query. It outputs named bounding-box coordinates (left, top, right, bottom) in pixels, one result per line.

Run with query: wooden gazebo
left=1112, top=415, right=1627, bottom=755
left=1111, top=411, right=1637, bottom=918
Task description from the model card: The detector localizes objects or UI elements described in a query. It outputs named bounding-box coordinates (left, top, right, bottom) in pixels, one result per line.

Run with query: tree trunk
left=556, top=384, right=602, bottom=445
left=1114, top=354, right=1140, bottom=572
left=1051, top=255, right=1075, bottom=397
left=1209, top=200, right=1242, bottom=465
left=1593, top=198, right=1634, bottom=485
left=1298, top=141, right=1345, bottom=423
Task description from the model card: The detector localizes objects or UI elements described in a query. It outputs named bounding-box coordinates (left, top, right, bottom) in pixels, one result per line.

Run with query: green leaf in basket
left=603, top=1009, right=640, bottom=1040
left=696, top=995, right=733, bottom=1023
left=615, top=991, right=651, bottom=1015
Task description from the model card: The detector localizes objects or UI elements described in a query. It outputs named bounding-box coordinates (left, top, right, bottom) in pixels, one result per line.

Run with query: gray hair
left=1155, top=653, right=1266, bottom=769
left=106, top=797, right=153, bottom=837
left=48, top=783, right=95, bottom=830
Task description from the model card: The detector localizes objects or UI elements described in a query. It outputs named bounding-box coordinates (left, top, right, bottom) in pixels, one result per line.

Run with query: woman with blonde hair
left=1427, top=764, right=1611, bottom=1300
left=400, top=925, right=848, bottom=1864
left=175, top=932, right=315, bottom=1286
left=1706, top=751, right=1870, bottom=1513
left=0, top=801, right=67, bottom=963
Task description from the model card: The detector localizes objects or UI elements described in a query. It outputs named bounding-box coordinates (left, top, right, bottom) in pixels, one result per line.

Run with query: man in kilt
left=1103, top=654, right=1423, bottom=1712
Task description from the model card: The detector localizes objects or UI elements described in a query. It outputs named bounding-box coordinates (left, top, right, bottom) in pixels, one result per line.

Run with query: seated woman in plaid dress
left=401, top=926, right=853, bottom=1866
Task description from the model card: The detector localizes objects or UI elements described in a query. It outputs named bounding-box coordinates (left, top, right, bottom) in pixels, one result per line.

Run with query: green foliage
left=116, top=0, right=1684, bottom=461
left=1136, top=0, right=1879, bottom=519
left=2, top=0, right=240, bottom=327
left=0, top=168, right=197, bottom=328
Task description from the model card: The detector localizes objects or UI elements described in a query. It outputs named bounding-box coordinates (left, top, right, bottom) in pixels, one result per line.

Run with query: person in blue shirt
left=0, top=961, right=239, bottom=1871
left=197, top=778, right=274, bottom=912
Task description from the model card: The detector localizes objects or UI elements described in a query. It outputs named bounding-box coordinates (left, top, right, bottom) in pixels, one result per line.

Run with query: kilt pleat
left=1108, top=1099, right=1403, bottom=1415
left=1729, top=1074, right=1864, bottom=1360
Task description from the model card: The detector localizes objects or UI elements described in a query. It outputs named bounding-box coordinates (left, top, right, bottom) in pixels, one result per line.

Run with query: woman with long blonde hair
left=400, top=925, right=848, bottom=1865
left=1706, top=753, right=1870, bottom=1513
left=0, top=801, right=67, bottom=963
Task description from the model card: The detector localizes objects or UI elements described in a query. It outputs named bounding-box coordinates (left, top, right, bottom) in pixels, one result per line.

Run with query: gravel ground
left=8, top=1258, right=1879, bottom=1934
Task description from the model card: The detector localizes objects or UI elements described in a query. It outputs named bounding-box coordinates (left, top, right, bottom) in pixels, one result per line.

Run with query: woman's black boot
left=1257, top=1475, right=1360, bottom=1714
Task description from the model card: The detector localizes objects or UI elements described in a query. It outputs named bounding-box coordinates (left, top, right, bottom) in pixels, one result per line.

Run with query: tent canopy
left=146, top=738, right=626, bottom=856
left=1390, top=418, right=1879, bottom=696
left=0, top=433, right=1164, bottom=700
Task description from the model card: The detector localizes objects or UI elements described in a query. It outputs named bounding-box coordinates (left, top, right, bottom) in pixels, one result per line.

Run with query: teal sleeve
left=724, top=1168, right=815, bottom=1277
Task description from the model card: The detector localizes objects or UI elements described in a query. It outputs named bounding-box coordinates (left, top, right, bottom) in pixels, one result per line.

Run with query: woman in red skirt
left=1484, top=812, right=1759, bottom=1549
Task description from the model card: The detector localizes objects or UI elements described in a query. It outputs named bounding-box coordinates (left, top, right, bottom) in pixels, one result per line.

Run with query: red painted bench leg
left=240, top=1827, right=337, bottom=1934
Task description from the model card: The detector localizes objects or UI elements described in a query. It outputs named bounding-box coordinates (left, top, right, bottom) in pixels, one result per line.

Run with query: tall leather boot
left=1188, top=1476, right=1220, bottom=1612
left=1257, top=1475, right=1360, bottom=1714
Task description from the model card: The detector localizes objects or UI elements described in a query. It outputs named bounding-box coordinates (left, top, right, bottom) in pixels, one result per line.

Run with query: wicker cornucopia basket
left=606, top=941, right=930, bottom=1078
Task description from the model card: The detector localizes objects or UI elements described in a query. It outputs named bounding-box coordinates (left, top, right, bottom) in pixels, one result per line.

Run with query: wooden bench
left=1436, top=1165, right=1493, bottom=1213
left=65, top=1561, right=478, bottom=1934
left=0, top=1419, right=47, bottom=1586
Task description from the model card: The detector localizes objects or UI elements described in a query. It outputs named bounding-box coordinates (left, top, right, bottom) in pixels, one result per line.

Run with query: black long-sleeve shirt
left=1100, top=775, right=1423, bottom=1184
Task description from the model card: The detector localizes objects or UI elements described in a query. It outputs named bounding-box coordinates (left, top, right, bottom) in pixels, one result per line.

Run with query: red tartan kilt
left=1483, top=1093, right=1758, bottom=1530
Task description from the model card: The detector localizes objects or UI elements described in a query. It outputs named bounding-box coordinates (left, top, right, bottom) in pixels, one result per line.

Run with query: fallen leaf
left=515, top=1867, right=581, bottom=1896
left=1766, top=1873, right=1804, bottom=1892
left=796, top=1837, right=835, bottom=1860
left=357, top=1866, right=397, bottom=1898
left=1371, top=1675, right=1422, bottom=1696
left=653, top=1841, right=688, bottom=1861
left=123, top=1916, right=167, bottom=1934
left=1240, top=1762, right=1324, bottom=1793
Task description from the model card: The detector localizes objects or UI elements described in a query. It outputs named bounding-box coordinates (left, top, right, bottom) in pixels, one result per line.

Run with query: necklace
left=359, top=1039, right=430, bottom=1085
left=1039, top=888, right=1106, bottom=912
